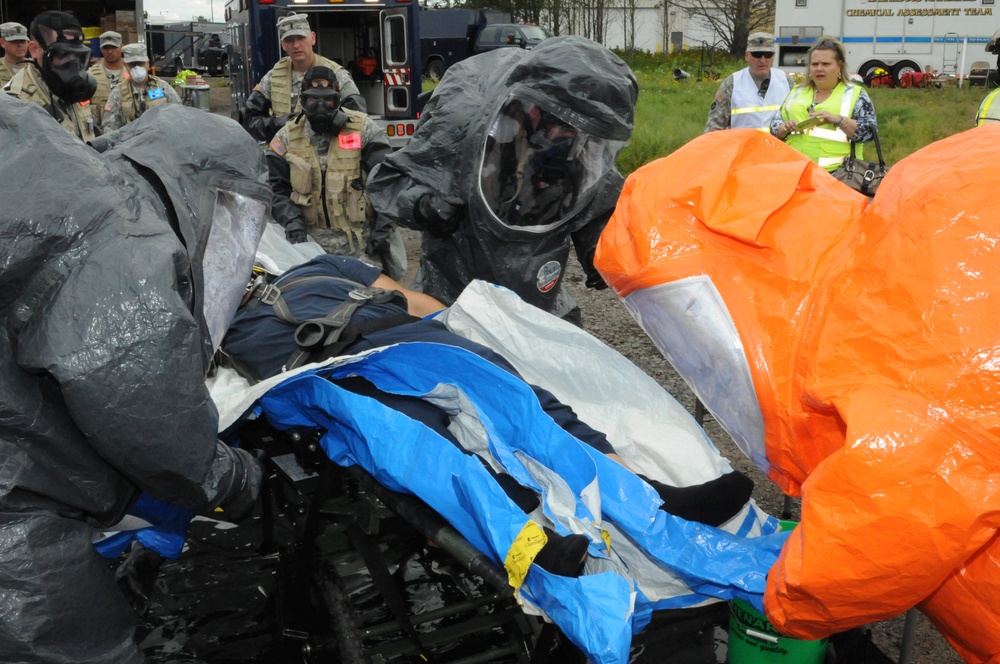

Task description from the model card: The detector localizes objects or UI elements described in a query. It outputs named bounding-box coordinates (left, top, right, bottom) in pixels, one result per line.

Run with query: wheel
left=307, top=560, right=365, bottom=664
left=858, top=59, right=888, bottom=84
left=892, top=59, right=921, bottom=86
left=426, top=59, right=445, bottom=82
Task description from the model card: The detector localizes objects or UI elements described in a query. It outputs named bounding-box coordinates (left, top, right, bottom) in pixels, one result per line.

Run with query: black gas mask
left=299, top=66, right=347, bottom=135
left=31, top=12, right=97, bottom=105
left=42, top=41, right=97, bottom=104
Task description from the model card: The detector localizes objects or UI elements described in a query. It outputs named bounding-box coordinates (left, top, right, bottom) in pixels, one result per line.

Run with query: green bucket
left=727, top=521, right=828, bottom=664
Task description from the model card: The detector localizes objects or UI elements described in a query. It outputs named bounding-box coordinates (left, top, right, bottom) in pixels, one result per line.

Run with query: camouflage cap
left=746, top=32, right=776, bottom=54
left=277, top=13, right=311, bottom=41
left=0, top=22, right=29, bottom=42
left=121, top=42, right=148, bottom=63
left=100, top=31, right=122, bottom=47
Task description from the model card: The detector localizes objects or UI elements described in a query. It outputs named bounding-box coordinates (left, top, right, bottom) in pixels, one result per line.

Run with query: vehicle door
left=381, top=7, right=412, bottom=120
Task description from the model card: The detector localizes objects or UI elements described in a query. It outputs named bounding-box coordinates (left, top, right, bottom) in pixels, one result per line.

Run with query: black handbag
left=832, top=127, right=888, bottom=198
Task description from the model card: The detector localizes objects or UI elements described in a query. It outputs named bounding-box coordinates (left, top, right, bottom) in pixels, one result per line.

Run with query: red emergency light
left=259, top=0, right=275, bottom=4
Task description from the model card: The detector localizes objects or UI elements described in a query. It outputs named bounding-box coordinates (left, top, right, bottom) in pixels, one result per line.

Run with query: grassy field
left=617, top=55, right=987, bottom=176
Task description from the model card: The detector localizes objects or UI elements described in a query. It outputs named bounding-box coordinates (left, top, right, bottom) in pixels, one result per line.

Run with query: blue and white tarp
left=205, top=280, right=789, bottom=664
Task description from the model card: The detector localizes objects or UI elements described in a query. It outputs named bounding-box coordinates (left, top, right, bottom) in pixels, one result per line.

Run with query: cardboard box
left=123, top=31, right=140, bottom=45
left=100, top=14, right=116, bottom=34
left=115, top=10, right=136, bottom=32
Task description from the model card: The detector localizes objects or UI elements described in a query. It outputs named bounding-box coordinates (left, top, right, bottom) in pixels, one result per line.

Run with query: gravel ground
left=207, top=82, right=962, bottom=663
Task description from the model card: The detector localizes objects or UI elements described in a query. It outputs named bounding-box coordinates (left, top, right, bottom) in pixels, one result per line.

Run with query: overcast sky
left=145, top=0, right=224, bottom=23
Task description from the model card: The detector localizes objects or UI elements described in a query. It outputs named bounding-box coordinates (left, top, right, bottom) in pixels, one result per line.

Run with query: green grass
left=617, top=58, right=985, bottom=175
left=423, top=53, right=987, bottom=176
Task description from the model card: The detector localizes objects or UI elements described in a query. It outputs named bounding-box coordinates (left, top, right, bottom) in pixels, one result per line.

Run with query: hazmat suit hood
left=596, top=126, right=1000, bottom=663
left=99, top=104, right=272, bottom=361
left=0, top=99, right=268, bottom=522
left=366, top=36, right=637, bottom=312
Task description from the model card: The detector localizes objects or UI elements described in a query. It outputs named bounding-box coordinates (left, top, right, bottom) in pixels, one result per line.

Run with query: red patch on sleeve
left=339, top=132, right=362, bottom=150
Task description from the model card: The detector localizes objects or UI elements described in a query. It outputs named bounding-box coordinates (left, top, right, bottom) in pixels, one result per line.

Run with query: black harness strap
left=243, top=272, right=411, bottom=374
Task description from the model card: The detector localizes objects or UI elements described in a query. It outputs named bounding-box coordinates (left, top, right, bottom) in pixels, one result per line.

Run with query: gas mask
left=479, top=95, right=623, bottom=232
left=129, top=65, right=148, bottom=84
left=300, top=86, right=346, bottom=135
left=41, top=40, right=96, bottom=104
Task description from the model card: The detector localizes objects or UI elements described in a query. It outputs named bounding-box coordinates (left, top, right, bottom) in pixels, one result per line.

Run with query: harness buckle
left=257, top=283, right=281, bottom=306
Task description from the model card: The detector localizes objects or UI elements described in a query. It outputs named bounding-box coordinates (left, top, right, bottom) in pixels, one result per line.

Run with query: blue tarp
left=253, top=341, right=789, bottom=663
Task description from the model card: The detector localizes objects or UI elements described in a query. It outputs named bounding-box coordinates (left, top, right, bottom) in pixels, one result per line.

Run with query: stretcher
left=109, top=230, right=894, bottom=662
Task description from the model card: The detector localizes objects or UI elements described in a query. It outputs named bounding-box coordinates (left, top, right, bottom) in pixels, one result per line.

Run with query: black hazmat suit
left=366, top=36, right=638, bottom=320
left=0, top=99, right=270, bottom=663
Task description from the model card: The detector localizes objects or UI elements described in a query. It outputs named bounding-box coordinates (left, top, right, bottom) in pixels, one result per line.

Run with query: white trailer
left=774, top=0, right=998, bottom=84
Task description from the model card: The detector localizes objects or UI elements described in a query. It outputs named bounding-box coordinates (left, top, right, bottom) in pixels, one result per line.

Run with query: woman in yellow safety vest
left=770, top=37, right=878, bottom=172
left=976, top=88, right=1000, bottom=126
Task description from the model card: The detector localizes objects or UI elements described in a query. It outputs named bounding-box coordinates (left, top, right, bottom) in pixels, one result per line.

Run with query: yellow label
left=600, top=528, right=612, bottom=555
left=504, top=520, right=548, bottom=590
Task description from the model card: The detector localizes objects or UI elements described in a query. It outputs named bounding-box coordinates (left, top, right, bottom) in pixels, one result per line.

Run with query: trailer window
left=383, top=15, right=407, bottom=66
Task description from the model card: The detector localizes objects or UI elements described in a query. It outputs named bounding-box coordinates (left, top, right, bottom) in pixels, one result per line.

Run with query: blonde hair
left=806, top=36, right=850, bottom=88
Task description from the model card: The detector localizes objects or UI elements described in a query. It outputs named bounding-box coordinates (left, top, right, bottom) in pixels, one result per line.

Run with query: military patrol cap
left=121, top=42, right=148, bottom=63
left=0, top=22, right=29, bottom=42
left=277, top=14, right=311, bottom=41
left=746, top=32, right=776, bottom=54
left=100, top=31, right=123, bottom=47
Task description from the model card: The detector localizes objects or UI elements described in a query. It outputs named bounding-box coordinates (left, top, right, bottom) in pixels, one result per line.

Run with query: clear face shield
left=622, top=276, right=770, bottom=474
left=479, top=95, right=624, bottom=233
left=201, top=186, right=269, bottom=352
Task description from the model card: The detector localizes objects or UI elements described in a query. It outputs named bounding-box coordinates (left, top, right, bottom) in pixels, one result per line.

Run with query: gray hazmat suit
left=0, top=100, right=269, bottom=663
left=366, top=36, right=638, bottom=320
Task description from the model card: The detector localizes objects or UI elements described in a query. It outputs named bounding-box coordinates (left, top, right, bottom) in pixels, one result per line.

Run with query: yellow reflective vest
left=782, top=82, right=862, bottom=171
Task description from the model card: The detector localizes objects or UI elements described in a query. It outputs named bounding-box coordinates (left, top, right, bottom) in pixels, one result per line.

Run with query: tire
left=426, top=59, right=445, bottom=82
left=858, top=59, right=888, bottom=84
left=892, top=59, right=921, bottom=86
left=308, top=561, right=365, bottom=664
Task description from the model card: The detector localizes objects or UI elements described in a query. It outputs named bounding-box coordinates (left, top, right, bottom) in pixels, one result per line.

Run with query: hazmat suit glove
left=285, top=226, right=308, bottom=244
left=115, top=541, right=164, bottom=616
left=415, top=193, right=465, bottom=238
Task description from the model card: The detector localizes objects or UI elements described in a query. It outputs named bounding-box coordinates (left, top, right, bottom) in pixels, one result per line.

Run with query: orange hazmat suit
left=595, top=127, right=1000, bottom=663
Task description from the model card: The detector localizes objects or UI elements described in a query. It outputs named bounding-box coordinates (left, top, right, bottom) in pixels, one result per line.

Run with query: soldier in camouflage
left=0, top=22, right=30, bottom=88
left=267, top=66, right=400, bottom=275
left=101, top=42, right=180, bottom=132
left=704, top=32, right=792, bottom=133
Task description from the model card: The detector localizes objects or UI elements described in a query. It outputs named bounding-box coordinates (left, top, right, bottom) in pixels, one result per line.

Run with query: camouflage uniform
left=101, top=76, right=181, bottom=132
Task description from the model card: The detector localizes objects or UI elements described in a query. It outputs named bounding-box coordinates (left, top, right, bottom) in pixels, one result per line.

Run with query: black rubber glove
left=415, top=193, right=465, bottom=238
left=285, top=227, right=308, bottom=244
left=115, top=541, right=164, bottom=615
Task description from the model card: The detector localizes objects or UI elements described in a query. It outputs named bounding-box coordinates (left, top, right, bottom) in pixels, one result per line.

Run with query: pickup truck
left=473, top=24, right=552, bottom=54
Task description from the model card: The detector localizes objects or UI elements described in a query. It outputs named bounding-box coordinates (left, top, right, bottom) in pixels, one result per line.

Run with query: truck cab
left=473, top=24, right=552, bottom=54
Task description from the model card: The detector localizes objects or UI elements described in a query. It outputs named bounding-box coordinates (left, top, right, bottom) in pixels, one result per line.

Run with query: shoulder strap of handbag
left=850, top=125, right=886, bottom=169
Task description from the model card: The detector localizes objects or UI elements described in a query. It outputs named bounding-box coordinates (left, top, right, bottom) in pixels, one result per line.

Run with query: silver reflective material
left=622, top=275, right=768, bottom=472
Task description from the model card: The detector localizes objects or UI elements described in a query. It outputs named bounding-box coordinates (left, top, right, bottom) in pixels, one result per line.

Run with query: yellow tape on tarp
left=504, top=520, right=547, bottom=591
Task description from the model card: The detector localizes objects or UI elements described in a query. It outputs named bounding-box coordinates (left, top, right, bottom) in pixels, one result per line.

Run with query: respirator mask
left=41, top=39, right=96, bottom=104
left=300, top=86, right=345, bottom=135
left=129, top=65, right=148, bottom=84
